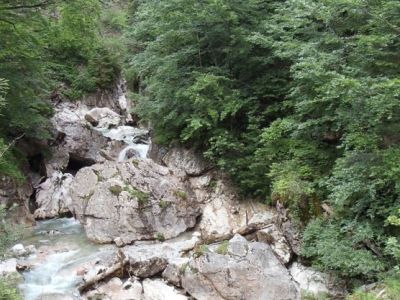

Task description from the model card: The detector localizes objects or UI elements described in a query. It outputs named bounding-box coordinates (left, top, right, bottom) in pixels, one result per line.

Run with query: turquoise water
left=19, top=218, right=105, bottom=300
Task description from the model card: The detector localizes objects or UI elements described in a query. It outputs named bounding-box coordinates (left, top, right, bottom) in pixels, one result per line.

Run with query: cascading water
left=117, top=144, right=149, bottom=161
left=19, top=218, right=111, bottom=300
left=90, top=83, right=150, bottom=162
left=96, top=125, right=150, bottom=161
left=16, top=81, right=150, bottom=299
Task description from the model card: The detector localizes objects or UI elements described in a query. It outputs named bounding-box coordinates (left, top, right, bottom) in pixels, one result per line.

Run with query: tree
left=0, top=0, right=120, bottom=178
left=127, top=0, right=290, bottom=195
left=257, top=0, right=400, bottom=278
left=129, top=0, right=400, bottom=281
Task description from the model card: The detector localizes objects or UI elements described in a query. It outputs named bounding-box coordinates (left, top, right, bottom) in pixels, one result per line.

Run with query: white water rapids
left=19, top=218, right=111, bottom=300
left=94, top=125, right=150, bottom=161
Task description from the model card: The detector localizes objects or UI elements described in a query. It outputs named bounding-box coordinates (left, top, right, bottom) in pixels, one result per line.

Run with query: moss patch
left=155, top=232, right=165, bottom=242
left=173, top=190, right=188, bottom=200
left=109, top=185, right=122, bottom=196
left=159, top=200, right=171, bottom=209
left=215, top=240, right=229, bottom=255
left=194, top=244, right=209, bottom=258
left=124, top=186, right=150, bottom=205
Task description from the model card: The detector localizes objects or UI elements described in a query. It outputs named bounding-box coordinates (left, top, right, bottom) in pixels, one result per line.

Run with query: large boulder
left=122, top=232, right=200, bottom=276
left=51, top=102, right=108, bottom=164
left=289, top=262, right=331, bottom=298
left=79, top=232, right=200, bottom=297
left=147, top=142, right=169, bottom=164
left=84, top=107, right=121, bottom=129
left=195, top=176, right=276, bottom=242
left=163, top=147, right=213, bottom=176
left=81, top=78, right=132, bottom=120
left=70, top=159, right=202, bottom=245
left=181, top=235, right=299, bottom=300
left=34, top=172, right=73, bottom=219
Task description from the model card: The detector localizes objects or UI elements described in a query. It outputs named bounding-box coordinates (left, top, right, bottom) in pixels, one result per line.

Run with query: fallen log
left=78, top=258, right=129, bottom=293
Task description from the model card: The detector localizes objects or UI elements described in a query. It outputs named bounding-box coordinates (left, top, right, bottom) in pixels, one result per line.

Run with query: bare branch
left=0, top=134, right=25, bottom=160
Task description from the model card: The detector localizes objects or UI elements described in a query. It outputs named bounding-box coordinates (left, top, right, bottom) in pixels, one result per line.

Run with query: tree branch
left=0, top=134, right=25, bottom=160
left=0, top=1, right=54, bottom=11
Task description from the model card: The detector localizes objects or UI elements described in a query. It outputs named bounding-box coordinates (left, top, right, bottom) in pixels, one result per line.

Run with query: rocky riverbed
left=0, top=80, right=339, bottom=299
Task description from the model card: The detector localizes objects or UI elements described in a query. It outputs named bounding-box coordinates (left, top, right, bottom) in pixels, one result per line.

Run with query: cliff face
left=0, top=175, right=34, bottom=225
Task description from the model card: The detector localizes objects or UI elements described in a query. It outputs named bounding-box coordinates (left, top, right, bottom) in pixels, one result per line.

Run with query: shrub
left=347, top=275, right=400, bottom=300
left=302, top=219, right=385, bottom=278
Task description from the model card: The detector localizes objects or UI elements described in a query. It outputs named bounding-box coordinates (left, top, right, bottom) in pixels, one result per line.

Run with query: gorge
left=1, top=1, right=399, bottom=299
left=1, top=81, right=334, bottom=299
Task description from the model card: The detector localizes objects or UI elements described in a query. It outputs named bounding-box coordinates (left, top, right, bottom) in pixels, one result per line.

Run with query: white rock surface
left=70, top=160, right=202, bottom=245
left=84, top=277, right=143, bottom=300
left=199, top=186, right=276, bottom=242
left=142, top=279, right=188, bottom=300
left=163, top=147, right=213, bottom=176
left=181, top=235, right=299, bottom=300
left=256, top=224, right=292, bottom=264
left=10, top=244, right=26, bottom=257
left=85, top=107, right=121, bottom=129
left=51, top=102, right=108, bottom=163
left=0, top=258, right=17, bottom=276
left=34, top=172, right=74, bottom=219
left=289, top=262, right=330, bottom=296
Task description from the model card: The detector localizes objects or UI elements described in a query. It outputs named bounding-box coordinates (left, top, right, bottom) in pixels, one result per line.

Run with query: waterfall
left=118, top=144, right=149, bottom=162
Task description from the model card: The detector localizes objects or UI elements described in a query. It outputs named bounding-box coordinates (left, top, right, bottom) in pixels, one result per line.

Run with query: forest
left=1, top=0, right=400, bottom=298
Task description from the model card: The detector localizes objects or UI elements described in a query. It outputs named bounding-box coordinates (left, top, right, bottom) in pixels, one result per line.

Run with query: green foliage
left=154, top=232, right=165, bottom=242
left=0, top=78, right=7, bottom=109
left=0, top=278, right=22, bottom=300
left=47, top=0, right=101, bottom=59
left=128, top=0, right=289, bottom=185
left=109, top=185, right=123, bottom=196
left=215, top=241, right=229, bottom=255
left=0, top=139, right=24, bottom=181
left=0, top=206, right=23, bottom=257
left=48, top=0, right=122, bottom=100
left=385, top=210, right=400, bottom=269
left=302, top=219, right=385, bottom=278
left=124, top=186, right=149, bottom=205
left=0, top=1, right=53, bottom=141
left=173, top=190, right=188, bottom=201
left=0, top=0, right=125, bottom=179
left=128, top=0, right=400, bottom=281
left=194, top=244, right=209, bottom=258
left=159, top=200, right=170, bottom=209
left=348, top=275, right=400, bottom=300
